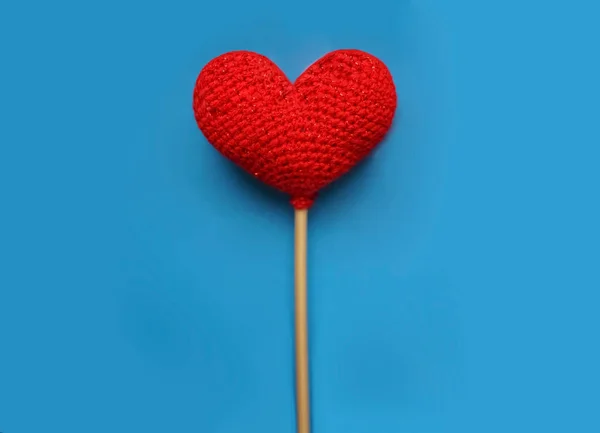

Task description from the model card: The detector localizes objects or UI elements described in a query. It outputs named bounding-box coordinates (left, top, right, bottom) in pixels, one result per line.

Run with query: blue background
left=1, top=0, right=599, bottom=432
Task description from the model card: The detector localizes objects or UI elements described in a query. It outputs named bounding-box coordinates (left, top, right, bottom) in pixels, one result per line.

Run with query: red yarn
left=193, top=49, right=397, bottom=209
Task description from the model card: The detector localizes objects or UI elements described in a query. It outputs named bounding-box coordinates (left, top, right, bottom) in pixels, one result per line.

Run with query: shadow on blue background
left=0, top=1, right=598, bottom=432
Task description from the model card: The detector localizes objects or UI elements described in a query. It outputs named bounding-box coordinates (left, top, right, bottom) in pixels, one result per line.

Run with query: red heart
left=193, top=49, right=397, bottom=209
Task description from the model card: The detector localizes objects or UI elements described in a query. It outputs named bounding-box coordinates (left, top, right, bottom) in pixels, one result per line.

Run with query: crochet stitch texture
left=193, top=49, right=397, bottom=209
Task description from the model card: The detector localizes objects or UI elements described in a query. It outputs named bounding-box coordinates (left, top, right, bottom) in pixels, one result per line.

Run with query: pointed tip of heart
left=291, top=196, right=316, bottom=210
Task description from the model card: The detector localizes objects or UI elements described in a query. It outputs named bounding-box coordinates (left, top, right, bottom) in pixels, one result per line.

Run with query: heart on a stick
left=193, top=49, right=397, bottom=209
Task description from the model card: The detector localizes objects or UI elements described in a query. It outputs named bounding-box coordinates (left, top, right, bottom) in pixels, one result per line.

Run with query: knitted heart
left=193, top=49, right=397, bottom=209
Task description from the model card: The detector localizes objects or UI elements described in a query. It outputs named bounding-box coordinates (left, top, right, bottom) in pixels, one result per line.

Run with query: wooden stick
left=294, top=208, right=310, bottom=433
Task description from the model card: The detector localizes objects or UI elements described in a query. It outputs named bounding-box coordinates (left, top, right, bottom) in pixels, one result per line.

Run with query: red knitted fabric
left=193, top=49, right=397, bottom=209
